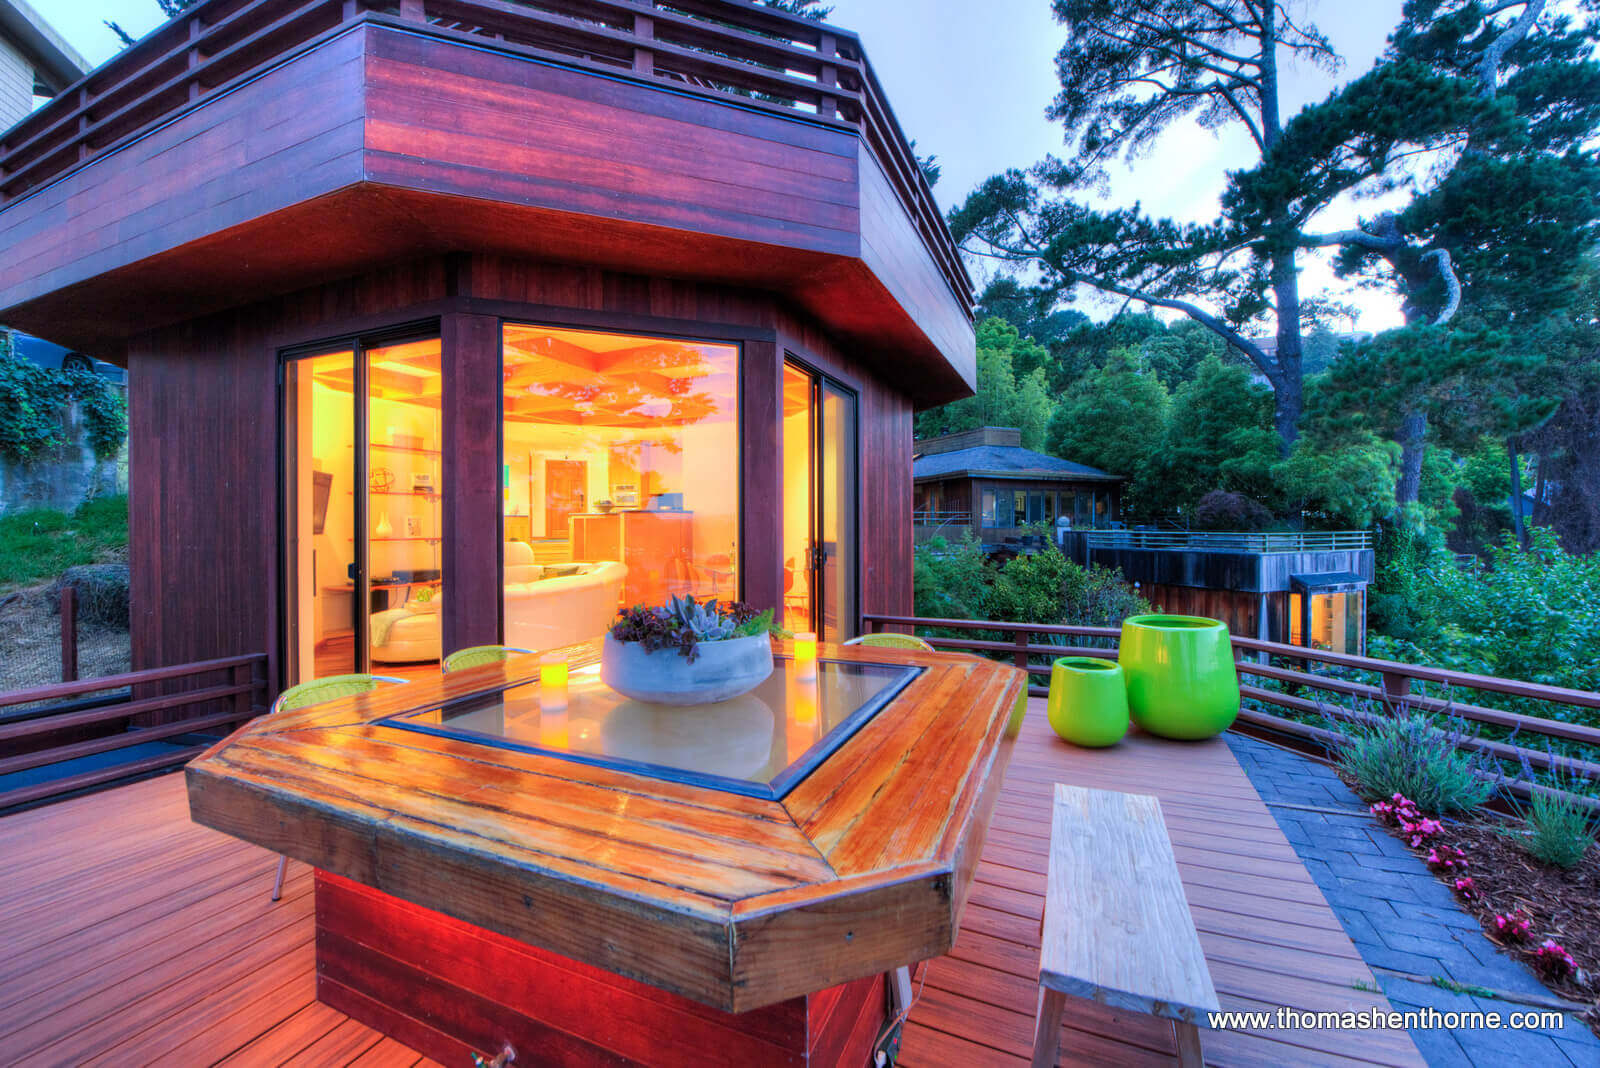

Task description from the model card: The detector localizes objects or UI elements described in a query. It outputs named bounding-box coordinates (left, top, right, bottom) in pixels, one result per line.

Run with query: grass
left=0, top=494, right=128, bottom=593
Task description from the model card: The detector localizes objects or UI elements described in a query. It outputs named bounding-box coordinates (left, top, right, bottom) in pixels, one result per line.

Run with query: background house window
left=501, top=325, right=739, bottom=654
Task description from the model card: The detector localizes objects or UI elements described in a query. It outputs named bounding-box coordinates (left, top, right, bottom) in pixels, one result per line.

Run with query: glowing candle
left=794, top=632, right=817, bottom=681
left=540, top=654, right=569, bottom=712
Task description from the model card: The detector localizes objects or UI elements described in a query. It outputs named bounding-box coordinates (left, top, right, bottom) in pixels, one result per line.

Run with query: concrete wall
left=0, top=33, right=32, bottom=131
left=0, top=398, right=127, bottom=515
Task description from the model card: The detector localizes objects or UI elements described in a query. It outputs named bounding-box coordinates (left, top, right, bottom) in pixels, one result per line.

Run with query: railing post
left=400, top=0, right=424, bottom=20
left=634, top=3, right=655, bottom=76
left=234, top=661, right=254, bottom=723
left=77, top=88, right=91, bottom=162
left=1380, top=671, right=1412, bottom=717
left=817, top=33, right=838, bottom=119
left=1013, top=628, right=1029, bottom=674
left=187, top=17, right=204, bottom=103
left=59, top=585, right=78, bottom=683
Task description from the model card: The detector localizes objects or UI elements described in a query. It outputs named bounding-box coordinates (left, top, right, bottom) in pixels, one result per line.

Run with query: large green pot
left=1118, top=615, right=1239, bottom=740
left=1046, top=657, right=1129, bottom=748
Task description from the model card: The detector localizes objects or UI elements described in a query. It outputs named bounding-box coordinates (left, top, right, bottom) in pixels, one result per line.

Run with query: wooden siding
left=363, top=28, right=861, bottom=258
left=0, top=705, right=1419, bottom=1067
left=0, top=22, right=974, bottom=405
left=0, top=26, right=367, bottom=331
left=857, top=144, right=975, bottom=391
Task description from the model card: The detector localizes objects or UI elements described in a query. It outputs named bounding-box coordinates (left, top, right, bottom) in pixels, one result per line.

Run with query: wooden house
left=913, top=427, right=1123, bottom=548
left=0, top=0, right=974, bottom=690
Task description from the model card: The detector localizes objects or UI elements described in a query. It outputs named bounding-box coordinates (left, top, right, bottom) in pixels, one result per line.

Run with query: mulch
left=1355, top=783, right=1600, bottom=1037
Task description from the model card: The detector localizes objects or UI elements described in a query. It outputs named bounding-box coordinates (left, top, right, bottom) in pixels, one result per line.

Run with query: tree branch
left=1479, top=0, right=1545, bottom=97
left=1073, top=272, right=1277, bottom=380
left=1422, top=249, right=1461, bottom=325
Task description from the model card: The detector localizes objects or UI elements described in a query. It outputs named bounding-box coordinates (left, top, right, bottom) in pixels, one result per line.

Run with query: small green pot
left=1046, top=657, right=1129, bottom=748
left=1118, top=614, right=1239, bottom=740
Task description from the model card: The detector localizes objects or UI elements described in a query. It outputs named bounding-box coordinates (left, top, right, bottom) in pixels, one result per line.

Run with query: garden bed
left=1355, top=779, right=1600, bottom=1036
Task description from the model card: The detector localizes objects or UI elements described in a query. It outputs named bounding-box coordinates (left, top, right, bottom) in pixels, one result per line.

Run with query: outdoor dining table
left=186, top=639, right=1027, bottom=1066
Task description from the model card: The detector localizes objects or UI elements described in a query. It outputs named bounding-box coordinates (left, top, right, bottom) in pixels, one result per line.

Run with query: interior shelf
left=370, top=443, right=442, bottom=456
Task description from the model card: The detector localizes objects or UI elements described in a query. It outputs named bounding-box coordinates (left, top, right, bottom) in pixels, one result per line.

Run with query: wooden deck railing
left=0, top=0, right=972, bottom=317
left=1082, top=529, right=1375, bottom=553
left=0, top=653, right=268, bottom=810
left=863, top=613, right=1600, bottom=809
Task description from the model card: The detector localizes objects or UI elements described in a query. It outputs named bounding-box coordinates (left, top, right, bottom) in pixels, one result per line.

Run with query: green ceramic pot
left=1045, top=657, right=1129, bottom=748
left=1118, top=615, right=1239, bottom=740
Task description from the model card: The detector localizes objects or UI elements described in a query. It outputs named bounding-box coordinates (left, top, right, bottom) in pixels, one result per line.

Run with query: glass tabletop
left=379, top=656, right=923, bottom=798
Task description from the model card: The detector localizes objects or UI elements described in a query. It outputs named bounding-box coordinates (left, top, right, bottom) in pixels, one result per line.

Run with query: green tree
left=1146, top=356, right=1277, bottom=513
left=1046, top=351, right=1169, bottom=512
left=915, top=319, right=1054, bottom=449
left=1293, top=1, right=1600, bottom=508
left=951, top=0, right=1342, bottom=456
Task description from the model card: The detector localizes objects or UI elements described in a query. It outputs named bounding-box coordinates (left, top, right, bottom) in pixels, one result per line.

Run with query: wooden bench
left=1033, top=784, right=1221, bottom=1067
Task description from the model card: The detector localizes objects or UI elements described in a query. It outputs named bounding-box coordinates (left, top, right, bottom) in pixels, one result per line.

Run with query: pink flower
left=1492, top=912, right=1533, bottom=943
left=1452, top=877, right=1479, bottom=901
left=1427, top=845, right=1469, bottom=873
left=1532, top=940, right=1576, bottom=980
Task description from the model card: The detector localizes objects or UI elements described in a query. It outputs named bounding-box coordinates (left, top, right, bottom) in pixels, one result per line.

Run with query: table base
left=314, top=872, right=889, bottom=1067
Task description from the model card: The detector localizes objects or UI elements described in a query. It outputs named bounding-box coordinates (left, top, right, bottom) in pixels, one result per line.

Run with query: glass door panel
left=782, top=365, right=816, bottom=632
left=820, top=381, right=856, bottom=643
left=782, top=361, right=858, bottom=641
left=284, top=350, right=357, bottom=683
left=365, top=338, right=443, bottom=672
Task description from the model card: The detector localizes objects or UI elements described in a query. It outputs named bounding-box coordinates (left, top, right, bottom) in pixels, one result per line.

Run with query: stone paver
left=1227, top=734, right=1600, bottom=1068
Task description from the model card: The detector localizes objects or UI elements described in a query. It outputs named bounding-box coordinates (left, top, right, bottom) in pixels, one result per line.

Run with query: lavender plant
left=1336, top=710, right=1496, bottom=816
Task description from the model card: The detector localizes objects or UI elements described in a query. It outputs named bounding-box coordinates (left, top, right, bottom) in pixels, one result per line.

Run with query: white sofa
left=505, top=550, right=627, bottom=654
left=370, top=544, right=626, bottom=664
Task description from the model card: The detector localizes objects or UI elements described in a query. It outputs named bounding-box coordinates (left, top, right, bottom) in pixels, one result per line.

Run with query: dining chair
left=266, top=673, right=407, bottom=901
left=844, top=633, right=935, bottom=652
left=443, top=645, right=537, bottom=673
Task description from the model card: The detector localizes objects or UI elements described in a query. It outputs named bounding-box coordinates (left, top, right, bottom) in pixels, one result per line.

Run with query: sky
left=56, top=0, right=1411, bottom=332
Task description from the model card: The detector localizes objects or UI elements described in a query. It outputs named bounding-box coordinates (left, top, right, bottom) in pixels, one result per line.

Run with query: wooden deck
left=0, top=700, right=1420, bottom=1066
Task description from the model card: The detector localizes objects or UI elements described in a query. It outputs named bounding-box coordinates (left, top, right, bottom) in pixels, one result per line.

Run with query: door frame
left=782, top=354, right=860, bottom=642
left=277, top=321, right=441, bottom=686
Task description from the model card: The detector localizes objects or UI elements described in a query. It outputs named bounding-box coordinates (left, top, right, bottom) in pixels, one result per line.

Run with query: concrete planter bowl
left=601, top=632, right=774, bottom=706
left=1118, top=614, right=1240, bottom=740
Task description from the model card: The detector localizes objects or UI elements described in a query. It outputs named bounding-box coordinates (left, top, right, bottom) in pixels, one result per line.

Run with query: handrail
left=0, top=652, right=269, bottom=811
left=0, top=0, right=972, bottom=319
left=863, top=613, right=1600, bottom=790
left=1080, top=530, right=1374, bottom=553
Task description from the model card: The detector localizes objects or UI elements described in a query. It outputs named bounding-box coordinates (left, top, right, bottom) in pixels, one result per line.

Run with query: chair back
left=844, top=633, right=935, bottom=652
left=271, top=673, right=407, bottom=715
left=443, top=645, right=536, bottom=673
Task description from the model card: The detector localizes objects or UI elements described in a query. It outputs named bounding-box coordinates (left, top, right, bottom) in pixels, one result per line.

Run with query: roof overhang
left=0, top=0, right=88, bottom=94
left=913, top=469, right=1125, bottom=484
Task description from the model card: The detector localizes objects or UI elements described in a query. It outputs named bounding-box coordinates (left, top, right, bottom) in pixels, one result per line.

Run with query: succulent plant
left=610, top=596, right=780, bottom=662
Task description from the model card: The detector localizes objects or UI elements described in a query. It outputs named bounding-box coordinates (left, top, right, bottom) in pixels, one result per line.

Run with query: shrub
left=1193, top=489, right=1273, bottom=531
left=1337, top=711, right=1496, bottom=815
left=50, top=563, right=130, bottom=628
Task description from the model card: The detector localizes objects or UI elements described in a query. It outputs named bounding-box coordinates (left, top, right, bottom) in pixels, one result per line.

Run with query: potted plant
left=602, top=596, right=784, bottom=705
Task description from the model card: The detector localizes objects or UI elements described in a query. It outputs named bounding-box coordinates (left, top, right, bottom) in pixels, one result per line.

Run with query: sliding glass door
left=782, top=360, right=857, bottom=642
left=283, top=332, right=443, bottom=684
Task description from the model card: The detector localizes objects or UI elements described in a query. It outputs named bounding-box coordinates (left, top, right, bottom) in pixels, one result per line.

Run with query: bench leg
left=1030, top=987, right=1066, bottom=1068
left=1173, top=1021, right=1204, bottom=1067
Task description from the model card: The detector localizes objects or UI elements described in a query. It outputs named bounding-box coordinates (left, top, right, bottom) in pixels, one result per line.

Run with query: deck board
left=899, top=707, right=1421, bottom=1067
left=0, top=700, right=1418, bottom=1066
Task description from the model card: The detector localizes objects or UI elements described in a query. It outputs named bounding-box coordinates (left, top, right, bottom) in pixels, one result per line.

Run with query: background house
left=913, top=427, right=1123, bottom=549
left=0, top=0, right=85, bottom=130
left=1061, top=528, right=1375, bottom=653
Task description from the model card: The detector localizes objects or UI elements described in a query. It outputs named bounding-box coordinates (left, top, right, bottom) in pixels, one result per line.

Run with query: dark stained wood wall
left=1138, top=584, right=1288, bottom=644
left=0, top=27, right=367, bottom=317
left=128, top=253, right=913, bottom=693
left=363, top=28, right=861, bottom=259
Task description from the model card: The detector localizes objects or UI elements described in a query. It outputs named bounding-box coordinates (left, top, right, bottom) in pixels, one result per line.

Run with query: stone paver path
left=1227, top=734, right=1600, bottom=1067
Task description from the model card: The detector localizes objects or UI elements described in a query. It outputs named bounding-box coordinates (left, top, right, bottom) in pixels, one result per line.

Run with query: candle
left=794, top=631, right=817, bottom=681
left=540, top=653, right=569, bottom=712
